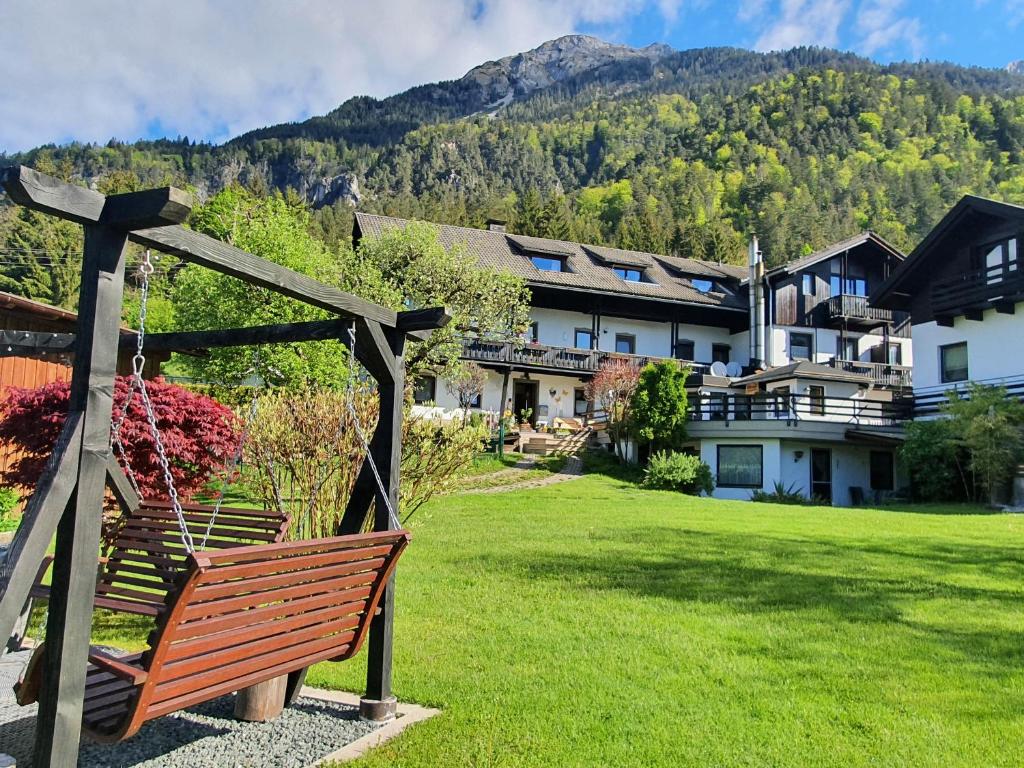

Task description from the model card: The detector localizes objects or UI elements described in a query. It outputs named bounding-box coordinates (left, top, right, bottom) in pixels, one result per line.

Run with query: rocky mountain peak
left=462, top=34, right=674, bottom=106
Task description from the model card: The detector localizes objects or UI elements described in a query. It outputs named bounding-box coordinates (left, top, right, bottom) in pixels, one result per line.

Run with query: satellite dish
left=710, top=361, right=729, bottom=377
left=726, top=361, right=743, bottom=378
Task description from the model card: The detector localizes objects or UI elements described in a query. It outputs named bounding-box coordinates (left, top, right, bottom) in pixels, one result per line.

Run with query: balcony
left=814, top=294, right=896, bottom=329
left=931, top=260, right=1024, bottom=320
left=689, top=391, right=910, bottom=427
left=461, top=338, right=708, bottom=376
left=826, top=358, right=913, bottom=388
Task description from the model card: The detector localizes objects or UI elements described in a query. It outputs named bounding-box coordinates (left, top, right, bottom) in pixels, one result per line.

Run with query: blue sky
left=0, top=0, right=1020, bottom=154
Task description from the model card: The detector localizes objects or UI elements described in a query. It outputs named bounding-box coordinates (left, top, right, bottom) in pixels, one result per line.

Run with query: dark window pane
left=692, top=279, right=714, bottom=293
left=870, top=451, right=894, bottom=491
left=615, top=334, right=635, bottom=354
left=413, top=376, right=436, bottom=404
left=808, top=384, right=825, bottom=415
left=712, top=344, right=730, bottom=364
left=718, top=445, right=763, bottom=487
left=940, top=342, right=968, bottom=383
left=614, top=267, right=643, bottom=282
left=574, top=388, right=588, bottom=416
left=790, top=333, right=813, bottom=361
left=675, top=340, right=695, bottom=361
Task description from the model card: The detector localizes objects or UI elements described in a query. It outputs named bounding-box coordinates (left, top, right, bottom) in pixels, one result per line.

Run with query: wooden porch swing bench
left=27, top=500, right=292, bottom=618
left=17, top=530, right=410, bottom=743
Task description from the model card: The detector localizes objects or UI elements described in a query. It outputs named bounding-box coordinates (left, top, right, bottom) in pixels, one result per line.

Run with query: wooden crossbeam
left=129, top=226, right=398, bottom=326
left=0, top=330, right=75, bottom=357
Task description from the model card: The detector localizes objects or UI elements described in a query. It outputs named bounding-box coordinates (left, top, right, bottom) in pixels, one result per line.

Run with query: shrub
left=642, top=451, right=714, bottom=495
left=0, top=487, right=19, bottom=531
left=0, top=377, right=240, bottom=502
left=751, top=481, right=811, bottom=505
left=245, top=388, right=488, bottom=538
left=584, top=360, right=641, bottom=461
left=900, top=419, right=971, bottom=502
left=632, top=361, right=691, bottom=453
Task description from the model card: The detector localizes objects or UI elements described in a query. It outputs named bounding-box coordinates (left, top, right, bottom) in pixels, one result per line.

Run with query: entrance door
left=810, top=448, right=832, bottom=503
left=513, top=380, right=539, bottom=426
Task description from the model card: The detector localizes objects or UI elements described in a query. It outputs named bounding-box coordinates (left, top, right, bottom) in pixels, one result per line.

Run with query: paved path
left=462, top=455, right=584, bottom=495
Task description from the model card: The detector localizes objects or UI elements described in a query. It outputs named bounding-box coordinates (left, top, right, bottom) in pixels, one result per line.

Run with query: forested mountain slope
left=4, top=35, right=1024, bottom=267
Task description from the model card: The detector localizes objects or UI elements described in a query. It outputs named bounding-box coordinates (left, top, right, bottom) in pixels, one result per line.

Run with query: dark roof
left=734, top=360, right=872, bottom=386
left=872, top=195, right=1024, bottom=307
left=354, top=213, right=748, bottom=312
left=765, top=231, right=905, bottom=278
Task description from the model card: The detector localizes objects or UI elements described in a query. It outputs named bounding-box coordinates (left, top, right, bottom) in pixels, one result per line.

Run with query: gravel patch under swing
left=0, top=651, right=383, bottom=767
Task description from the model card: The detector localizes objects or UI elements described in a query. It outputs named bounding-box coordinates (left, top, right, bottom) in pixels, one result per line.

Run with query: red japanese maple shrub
left=0, top=377, right=241, bottom=501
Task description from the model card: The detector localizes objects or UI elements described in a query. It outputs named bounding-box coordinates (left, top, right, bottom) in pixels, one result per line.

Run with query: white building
left=355, top=214, right=913, bottom=505
left=873, top=195, right=1024, bottom=417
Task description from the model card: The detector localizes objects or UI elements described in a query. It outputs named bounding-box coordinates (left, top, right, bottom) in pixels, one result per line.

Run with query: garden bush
left=751, top=481, right=812, bottom=505
left=0, top=377, right=240, bottom=502
left=642, top=451, right=713, bottom=495
left=900, top=419, right=971, bottom=502
left=0, top=487, right=20, bottom=531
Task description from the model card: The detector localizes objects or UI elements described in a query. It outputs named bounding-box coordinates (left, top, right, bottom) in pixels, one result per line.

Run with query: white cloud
left=1007, top=0, right=1024, bottom=27
left=751, top=0, right=852, bottom=51
left=856, top=0, right=923, bottom=58
left=0, top=0, right=675, bottom=153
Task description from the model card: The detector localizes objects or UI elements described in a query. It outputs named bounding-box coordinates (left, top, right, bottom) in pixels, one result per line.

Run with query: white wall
left=912, top=308, right=1024, bottom=395
left=423, top=369, right=589, bottom=423
left=527, top=307, right=746, bottom=363
left=699, top=437, right=782, bottom=501
left=768, top=326, right=912, bottom=367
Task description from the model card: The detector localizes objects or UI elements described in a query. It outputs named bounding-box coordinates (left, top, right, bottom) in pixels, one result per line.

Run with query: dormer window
left=531, top=255, right=567, bottom=272
left=692, top=278, right=715, bottom=293
left=613, top=266, right=644, bottom=282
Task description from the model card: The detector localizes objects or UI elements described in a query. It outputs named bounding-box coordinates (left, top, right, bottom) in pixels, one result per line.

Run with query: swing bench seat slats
left=17, top=530, right=410, bottom=743
left=28, top=501, right=291, bottom=618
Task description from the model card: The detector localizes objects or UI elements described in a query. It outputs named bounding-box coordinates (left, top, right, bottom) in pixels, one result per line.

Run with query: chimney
left=748, top=235, right=766, bottom=368
left=486, top=219, right=507, bottom=233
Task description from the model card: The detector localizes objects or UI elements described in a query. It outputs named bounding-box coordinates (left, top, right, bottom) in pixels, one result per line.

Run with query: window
left=412, top=375, right=436, bottom=404
left=829, top=263, right=867, bottom=296
left=886, top=343, right=902, bottom=365
left=675, top=339, right=695, bottom=361
left=692, top=278, right=715, bottom=293
left=717, top=445, right=763, bottom=488
left=940, top=342, right=968, bottom=383
left=530, top=255, right=566, bottom=272
left=615, top=334, right=636, bottom=355
left=829, top=270, right=842, bottom=297
left=790, top=332, right=813, bottom=361
left=469, top=392, right=482, bottom=408
left=808, top=384, right=826, bottom=416
left=802, top=273, right=814, bottom=296
left=838, top=336, right=857, bottom=361
left=712, top=344, right=730, bottom=364
left=773, top=385, right=792, bottom=417
left=977, top=237, right=1018, bottom=283
left=708, top=392, right=728, bottom=420
left=574, top=328, right=594, bottom=350
left=613, top=266, right=643, bottom=282
left=528, top=321, right=539, bottom=343
left=574, top=388, right=589, bottom=416
left=870, top=451, right=894, bottom=491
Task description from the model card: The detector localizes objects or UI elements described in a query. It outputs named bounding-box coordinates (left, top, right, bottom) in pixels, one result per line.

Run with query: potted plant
left=518, top=407, right=533, bottom=430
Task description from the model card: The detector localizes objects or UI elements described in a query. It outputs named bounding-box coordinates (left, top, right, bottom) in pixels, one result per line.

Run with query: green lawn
left=83, top=471, right=1024, bottom=766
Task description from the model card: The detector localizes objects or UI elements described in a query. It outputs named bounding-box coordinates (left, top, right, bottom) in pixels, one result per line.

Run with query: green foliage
left=0, top=205, right=82, bottom=309
left=900, top=419, right=970, bottom=502
left=751, top=481, right=813, bottom=505
left=642, top=451, right=714, bottom=495
left=174, top=186, right=353, bottom=389
left=631, top=361, right=690, bottom=452
left=0, top=488, right=20, bottom=531
left=942, top=384, right=1024, bottom=504
left=353, top=222, right=531, bottom=382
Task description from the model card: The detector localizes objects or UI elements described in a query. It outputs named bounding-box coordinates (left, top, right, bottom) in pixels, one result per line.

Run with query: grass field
left=86, top=468, right=1024, bottom=767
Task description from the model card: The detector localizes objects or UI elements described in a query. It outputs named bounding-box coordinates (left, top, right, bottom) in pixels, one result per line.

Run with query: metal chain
left=131, top=251, right=195, bottom=553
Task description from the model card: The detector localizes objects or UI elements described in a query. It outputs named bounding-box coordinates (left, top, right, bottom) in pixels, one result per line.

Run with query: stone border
left=302, top=688, right=439, bottom=766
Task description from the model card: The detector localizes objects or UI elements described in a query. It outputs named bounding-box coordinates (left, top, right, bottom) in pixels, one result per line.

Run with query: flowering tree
left=0, top=377, right=240, bottom=501
left=445, top=362, right=488, bottom=421
left=584, top=359, right=641, bottom=460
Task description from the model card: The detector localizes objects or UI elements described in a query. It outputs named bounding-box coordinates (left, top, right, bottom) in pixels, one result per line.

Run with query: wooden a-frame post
left=0, top=166, right=449, bottom=767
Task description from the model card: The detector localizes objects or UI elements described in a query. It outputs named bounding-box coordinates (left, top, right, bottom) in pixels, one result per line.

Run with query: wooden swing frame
left=0, top=165, right=450, bottom=767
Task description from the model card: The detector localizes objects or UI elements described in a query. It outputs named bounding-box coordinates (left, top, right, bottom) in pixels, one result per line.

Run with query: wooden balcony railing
left=689, top=392, right=911, bottom=426
left=815, top=295, right=895, bottom=325
left=826, top=358, right=913, bottom=388
left=931, top=260, right=1024, bottom=317
left=460, top=338, right=709, bottom=375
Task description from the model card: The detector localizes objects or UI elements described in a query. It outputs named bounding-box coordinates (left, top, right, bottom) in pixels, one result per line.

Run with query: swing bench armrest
left=87, top=648, right=148, bottom=684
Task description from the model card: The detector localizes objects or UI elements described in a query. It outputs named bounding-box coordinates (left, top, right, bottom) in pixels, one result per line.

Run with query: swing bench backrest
left=17, top=530, right=410, bottom=743
left=30, top=501, right=291, bottom=618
